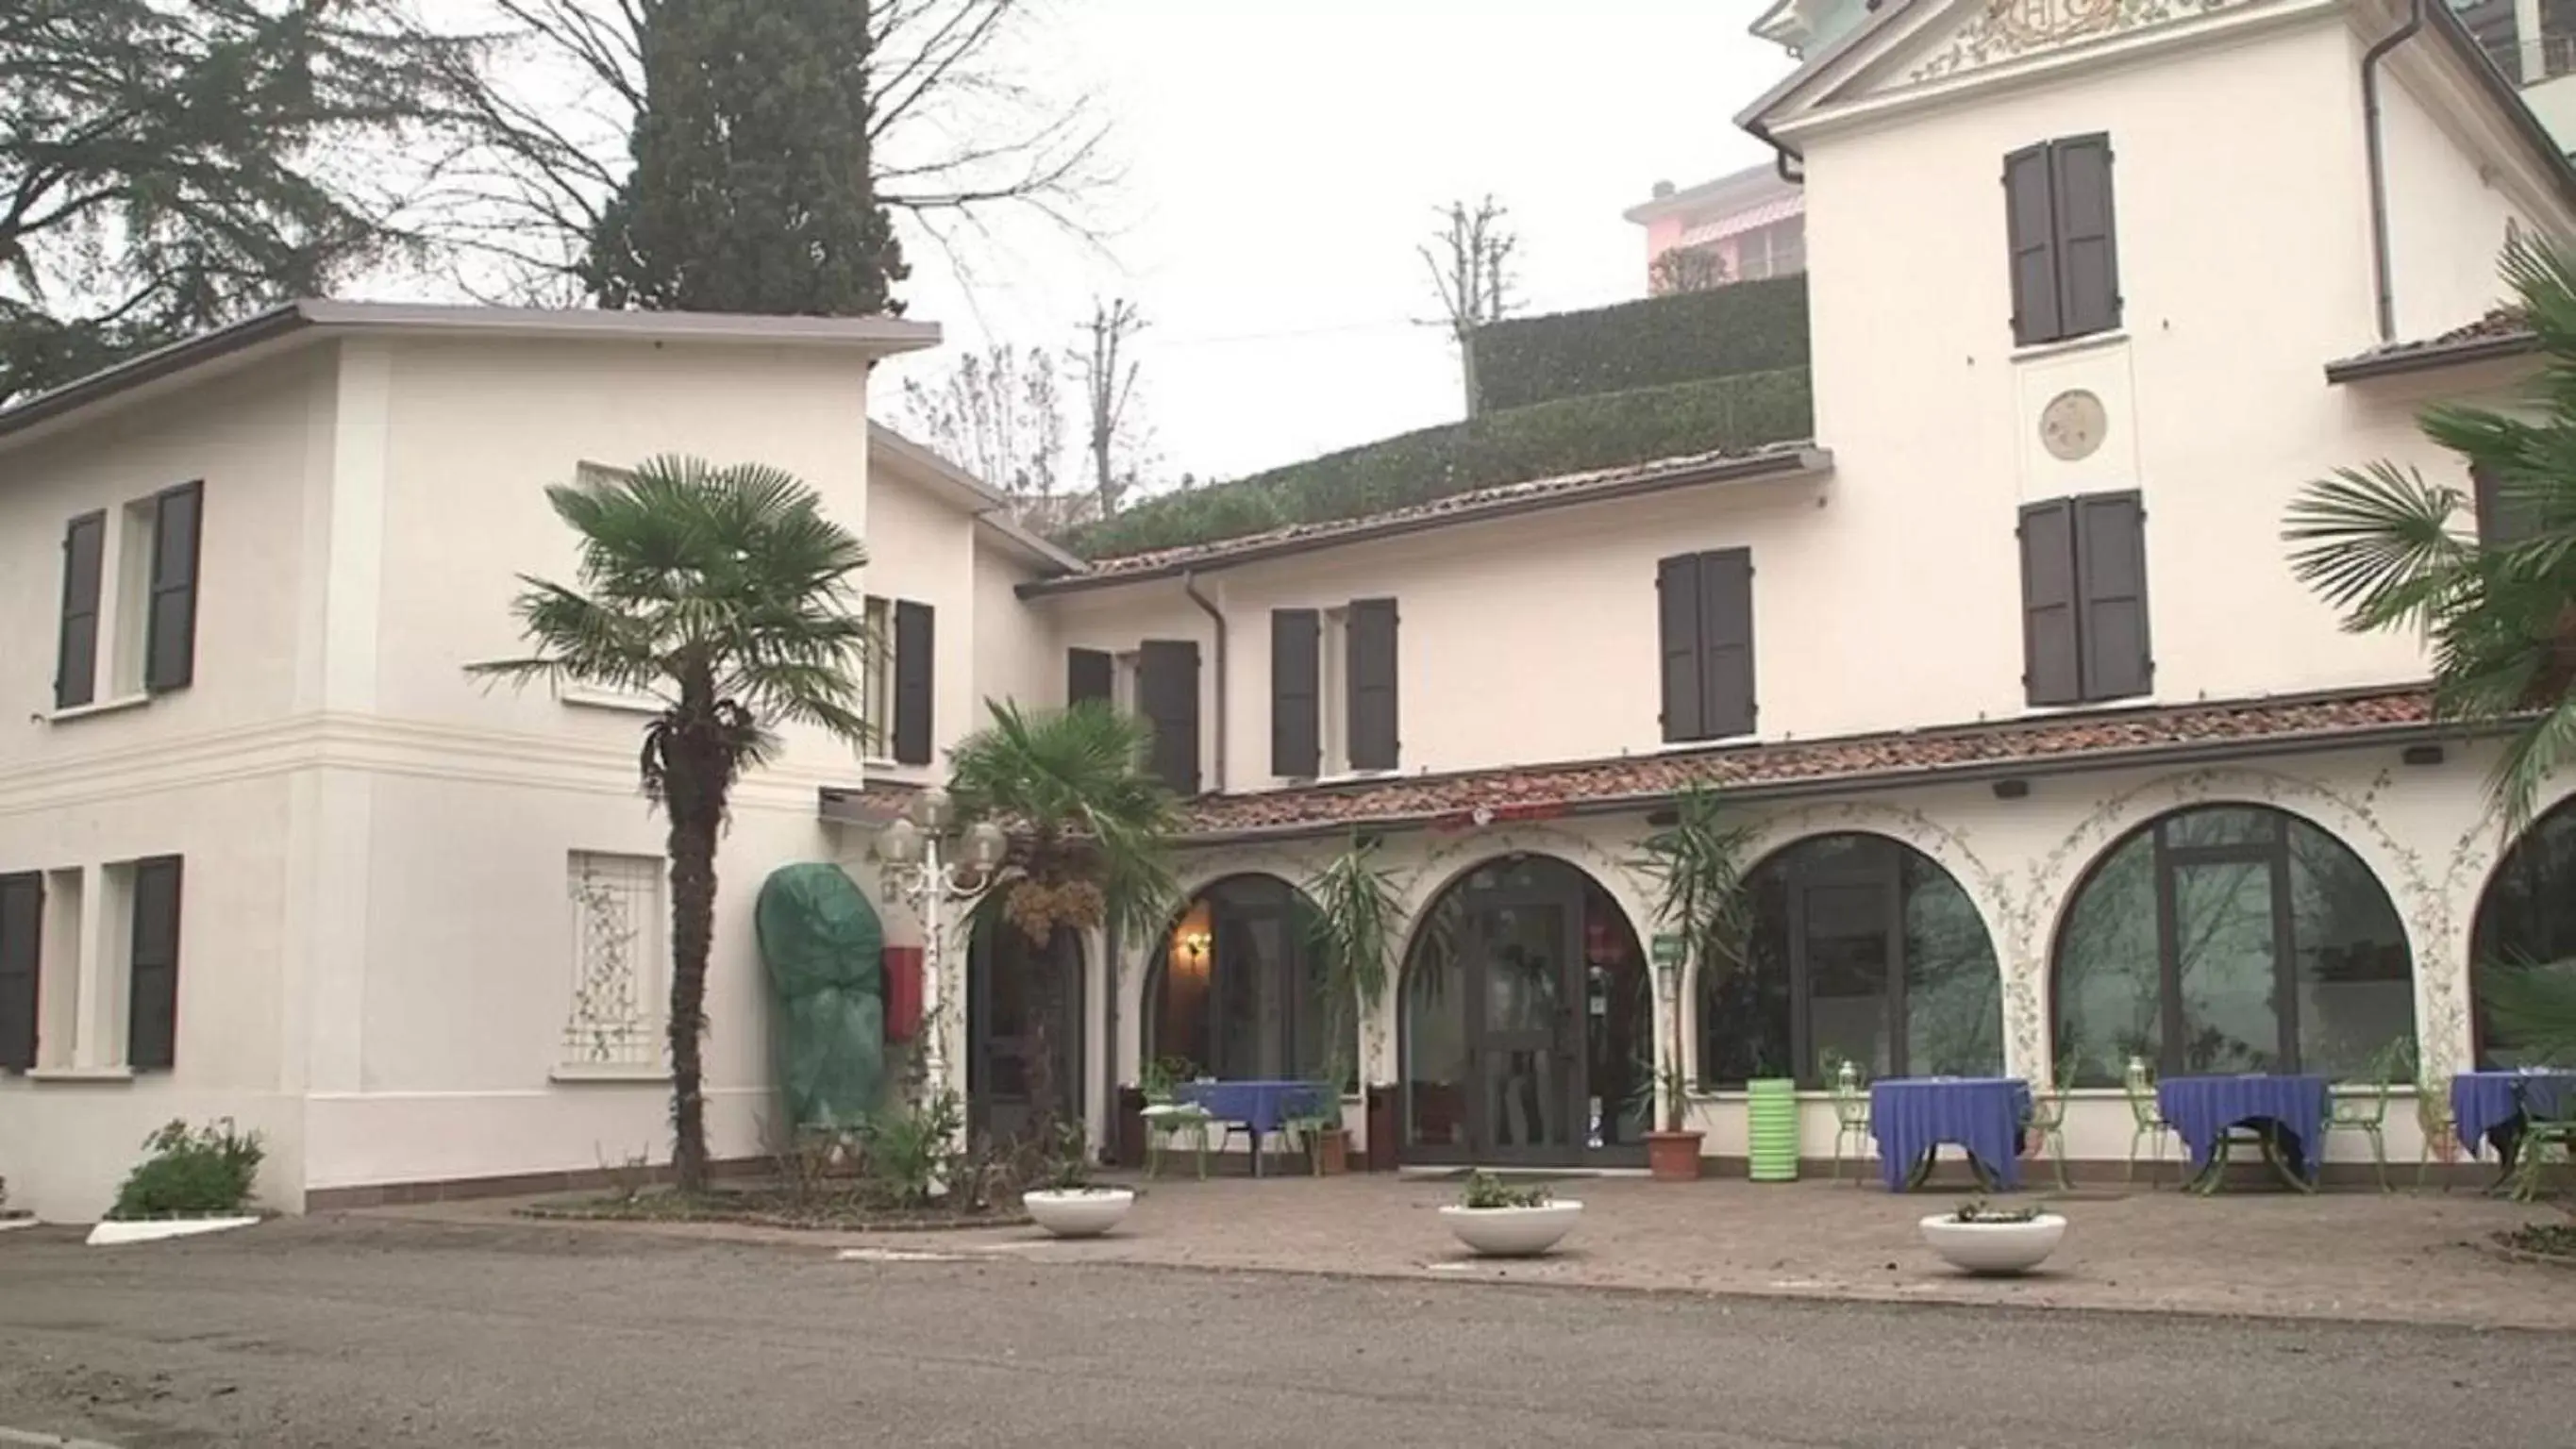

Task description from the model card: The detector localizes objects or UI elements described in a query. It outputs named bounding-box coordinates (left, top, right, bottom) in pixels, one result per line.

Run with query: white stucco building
left=6, top=0, right=2576, bottom=1217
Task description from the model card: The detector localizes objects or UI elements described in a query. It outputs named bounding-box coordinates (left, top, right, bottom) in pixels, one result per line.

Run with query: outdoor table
left=1173, top=1079, right=1331, bottom=1178
left=2451, top=1070, right=2576, bottom=1172
left=1868, top=1076, right=2033, bottom=1193
left=2156, top=1074, right=2331, bottom=1192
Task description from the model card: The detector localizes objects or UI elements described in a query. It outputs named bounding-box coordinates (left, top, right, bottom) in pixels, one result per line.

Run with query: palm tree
left=2283, top=234, right=2576, bottom=1060
left=947, top=700, right=1178, bottom=1132
left=474, top=457, right=870, bottom=1191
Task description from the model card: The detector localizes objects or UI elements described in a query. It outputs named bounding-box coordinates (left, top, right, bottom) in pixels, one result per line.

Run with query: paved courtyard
left=2, top=1212, right=2571, bottom=1448
left=398, top=1169, right=2576, bottom=1331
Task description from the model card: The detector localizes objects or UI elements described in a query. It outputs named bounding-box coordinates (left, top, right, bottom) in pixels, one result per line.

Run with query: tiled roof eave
left=2323, top=331, right=2540, bottom=383
left=1161, top=687, right=2465, bottom=844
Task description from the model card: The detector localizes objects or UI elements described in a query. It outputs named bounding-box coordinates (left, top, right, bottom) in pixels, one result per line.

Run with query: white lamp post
left=876, top=788, right=1010, bottom=1157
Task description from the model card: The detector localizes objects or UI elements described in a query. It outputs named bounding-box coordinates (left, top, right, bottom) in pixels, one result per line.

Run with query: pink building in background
left=1622, top=161, right=1807, bottom=293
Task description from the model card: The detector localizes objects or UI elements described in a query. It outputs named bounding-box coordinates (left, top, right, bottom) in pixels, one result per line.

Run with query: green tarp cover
left=756, top=862, right=885, bottom=1131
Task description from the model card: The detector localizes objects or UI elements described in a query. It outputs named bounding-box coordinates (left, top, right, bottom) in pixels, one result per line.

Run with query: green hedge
left=1064, top=367, right=1812, bottom=561
left=1472, top=276, right=1809, bottom=413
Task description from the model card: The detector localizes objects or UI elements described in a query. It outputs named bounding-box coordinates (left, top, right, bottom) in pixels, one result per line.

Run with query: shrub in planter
left=112, top=1119, right=264, bottom=1219
left=1918, top=1197, right=2066, bottom=1276
left=1441, top=1170, right=1584, bottom=1257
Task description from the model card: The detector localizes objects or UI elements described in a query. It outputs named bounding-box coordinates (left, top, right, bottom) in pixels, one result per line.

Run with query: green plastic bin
left=1747, top=1077, right=1800, bottom=1182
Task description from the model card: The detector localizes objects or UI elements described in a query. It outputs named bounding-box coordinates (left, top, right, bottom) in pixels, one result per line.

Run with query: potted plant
left=1633, top=783, right=1755, bottom=1183
left=1439, top=1170, right=1583, bottom=1257
left=1917, top=1197, right=2067, bottom=1275
left=89, top=1119, right=266, bottom=1246
left=1021, top=1121, right=1134, bottom=1240
left=1305, top=834, right=1404, bottom=1169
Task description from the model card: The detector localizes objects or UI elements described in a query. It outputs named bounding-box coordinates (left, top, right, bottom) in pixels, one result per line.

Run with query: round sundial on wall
left=2039, top=388, right=2108, bottom=462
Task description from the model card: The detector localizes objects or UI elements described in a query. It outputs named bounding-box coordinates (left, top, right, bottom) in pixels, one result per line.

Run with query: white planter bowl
left=87, top=1216, right=261, bottom=1247
left=1917, top=1212, right=2066, bottom=1275
left=1440, top=1201, right=1584, bottom=1257
left=1024, top=1188, right=1134, bottom=1239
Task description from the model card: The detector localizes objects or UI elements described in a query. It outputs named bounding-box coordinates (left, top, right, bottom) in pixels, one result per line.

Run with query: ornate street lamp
left=877, top=787, right=1010, bottom=1156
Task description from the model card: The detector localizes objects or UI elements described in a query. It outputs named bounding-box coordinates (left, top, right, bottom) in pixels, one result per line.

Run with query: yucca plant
left=473, top=457, right=870, bottom=1191
left=1632, top=782, right=1756, bottom=1131
left=2283, top=234, right=2576, bottom=1059
left=1303, top=834, right=1403, bottom=1085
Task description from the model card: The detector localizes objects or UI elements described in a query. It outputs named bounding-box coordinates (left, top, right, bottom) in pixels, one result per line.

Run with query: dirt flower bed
left=522, top=1184, right=1031, bottom=1233
left=2493, top=1222, right=2576, bottom=1264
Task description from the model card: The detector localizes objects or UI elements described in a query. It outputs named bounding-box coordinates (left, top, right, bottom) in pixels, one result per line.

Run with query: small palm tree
left=947, top=701, right=1178, bottom=1129
left=2284, top=235, right=2576, bottom=1059
left=474, top=457, right=869, bottom=1191
left=1633, top=783, right=1755, bottom=1129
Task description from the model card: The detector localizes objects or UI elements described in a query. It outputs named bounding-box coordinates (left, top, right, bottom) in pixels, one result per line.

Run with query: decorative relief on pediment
left=1905, top=0, right=2244, bottom=85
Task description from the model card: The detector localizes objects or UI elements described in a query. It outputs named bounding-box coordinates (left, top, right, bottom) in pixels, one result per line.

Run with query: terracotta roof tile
left=2326, top=308, right=2536, bottom=380
left=1066, top=441, right=1820, bottom=584
left=1172, top=688, right=2441, bottom=839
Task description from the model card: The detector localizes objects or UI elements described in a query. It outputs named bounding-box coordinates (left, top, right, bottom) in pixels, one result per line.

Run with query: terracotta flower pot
left=1646, top=1129, right=1705, bottom=1182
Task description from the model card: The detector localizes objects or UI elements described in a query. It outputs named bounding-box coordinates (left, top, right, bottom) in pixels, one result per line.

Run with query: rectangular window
left=1137, top=639, right=1202, bottom=795
left=891, top=599, right=935, bottom=766
left=1067, top=647, right=1114, bottom=708
left=2004, top=135, right=2120, bottom=347
left=561, top=851, right=665, bottom=1074
left=863, top=596, right=896, bottom=756
left=2019, top=491, right=2152, bottom=707
left=2472, top=461, right=2539, bottom=545
left=35, top=869, right=81, bottom=1071
left=1269, top=601, right=1397, bottom=778
left=1656, top=549, right=1757, bottom=743
left=51, top=481, right=204, bottom=711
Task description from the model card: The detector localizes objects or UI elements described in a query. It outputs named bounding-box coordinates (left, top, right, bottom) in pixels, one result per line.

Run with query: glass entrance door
left=1465, top=895, right=1585, bottom=1164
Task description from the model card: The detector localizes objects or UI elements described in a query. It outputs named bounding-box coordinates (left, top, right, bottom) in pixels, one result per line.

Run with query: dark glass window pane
left=2470, top=801, right=2576, bottom=1067
left=2054, top=831, right=2162, bottom=1086
left=1404, top=890, right=1470, bottom=1146
left=1804, top=880, right=1892, bottom=1080
left=2171, top=858, right=2282, bottom=1074
left=1700, top=858, right=1795, bottom=1087
left=2164, top=807, right=2279, bottom=850
left=2288, top=820, right=2415, bottom=1077
left=1903, top=856, right=2006, bottom=1076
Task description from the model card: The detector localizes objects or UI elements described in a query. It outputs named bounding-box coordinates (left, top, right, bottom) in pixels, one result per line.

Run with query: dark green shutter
left=144, top=480, right=202, bottom=692
left=1698, top=551, right=1756, bottom=739
left=2075, top=491, right=2151, bottom=701
left=2050, top=134, right=2120, bottom=339
left=0, top=873, right=40, bottom=1072
left=127, top=857, right=183, bottom=1072
left=1137, top=640, right=1201, bottom=795
left=892, top=600, right=934, bottom=765
left=2004, top=144, right=2062, bottom=346
left=1347, top=599, right=1399, bottom=771
left=1657, top=554, right=1704, bottom=742
left=56, top=511, right=106, bottom=709
left=1067, top=648, right=1113, bottom=707
left=1270, top=610, right=1321, bottom=777
left=2019, top=500, right=2082, bottom=706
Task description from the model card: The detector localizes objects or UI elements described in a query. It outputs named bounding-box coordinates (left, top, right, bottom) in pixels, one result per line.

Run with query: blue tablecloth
left=2451, top=1071, right=2576, bottom=1155
left=1869, top=1076, right=2033, bottom=1192
left=2156, top=1074, right=2331, bottom=1180
left=1173, top=1079, right=1330, bottom=1137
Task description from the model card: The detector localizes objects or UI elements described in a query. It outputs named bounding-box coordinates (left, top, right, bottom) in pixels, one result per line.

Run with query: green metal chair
left=2408, top=1046, right=2461, bottom=1191
left=1826, top=1057, right=1871, bottom=1185
left=2123, top=1057, right=2176, bottom=1187
left=1140, top=1058, right=1213, bottom=1181
left=1281, top=1083, right=1343, bottom=1177
left=2509, top=1091, right=2575, bottom=1204
left=2025, top=1055, right=2077, bottom=1192
left=2325, top=1041, right=2403, bottom=1191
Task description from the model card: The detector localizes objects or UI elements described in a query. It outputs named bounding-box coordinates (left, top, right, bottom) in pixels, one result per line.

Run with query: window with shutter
left=892, top=600, right=934, bottom=765
left=2003, top=134, right=2120, bottom=346
left=127, top=856, right=183, bottom=1072
left=2020, top=492, right=2151, bottom=707
left=1657, top=552, right=1757, bottom=743
left=55, top=512, right=106, bottom=710
left=2472, top=461, right=2538, bottom=546
left=144, top=480, right=202, bottom=693
left=1270, top=610, right=1321, bottom=777
left=1347, top=598, right=1400, bottom=771
left=1067, top=647, right=1114, bottom=707
left=0, top=873, right=39, bottom=1072
left=1137, top=640, right=1201, bottom=795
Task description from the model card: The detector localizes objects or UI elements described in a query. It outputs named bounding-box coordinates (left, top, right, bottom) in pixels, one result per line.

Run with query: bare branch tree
left=1074, top=297, right=1146, bottom=519
left=1419, top=196, right=1518, bottom=418
left=1648, top=243, right=1727, bottom=296
left=425, top=0, right=1112, bottom=301
left=897, top=343, right=1068, bottom=508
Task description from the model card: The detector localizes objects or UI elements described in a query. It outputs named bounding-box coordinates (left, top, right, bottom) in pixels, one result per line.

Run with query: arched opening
left=1399, top=854, right=1649, bottom=1167
left=1700, top=832, right=2004, bottom=1089
left=2468, top=793, right=2576, bottom=1067
left=966, top=923, right=1085, bottom=1145
left=2052, top=805, right=2414, bottom=1086
left=1143, top=874, right=1350, bottom=1085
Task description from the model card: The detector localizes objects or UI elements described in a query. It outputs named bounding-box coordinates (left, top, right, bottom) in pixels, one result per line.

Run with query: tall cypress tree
left=583, top=0, right=908, bottom=316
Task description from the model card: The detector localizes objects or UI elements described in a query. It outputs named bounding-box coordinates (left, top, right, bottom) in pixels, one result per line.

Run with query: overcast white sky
left=872, top=1, right=1798, bottom=488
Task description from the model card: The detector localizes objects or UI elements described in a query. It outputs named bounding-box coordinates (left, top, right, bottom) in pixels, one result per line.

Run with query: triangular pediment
left=1749, top=0, right=2275, bottom=129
